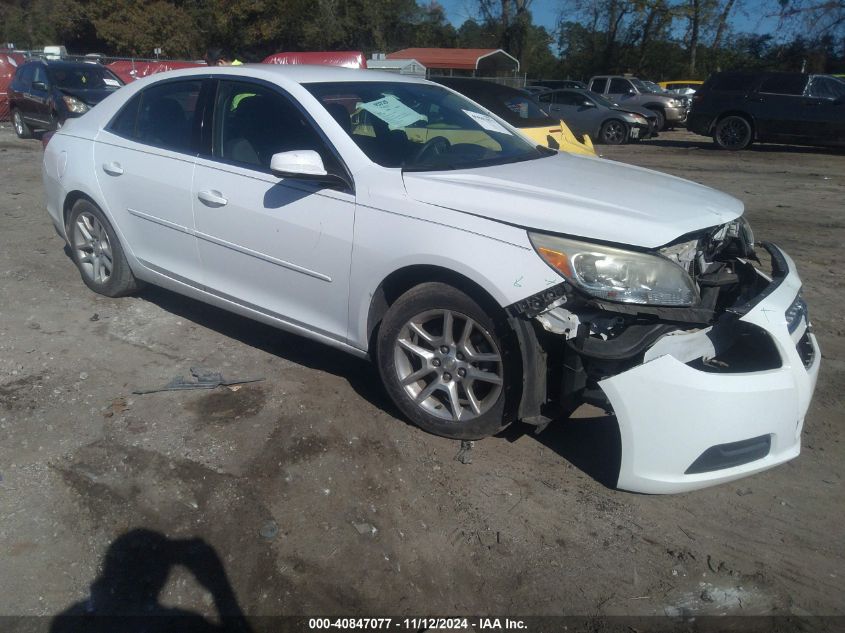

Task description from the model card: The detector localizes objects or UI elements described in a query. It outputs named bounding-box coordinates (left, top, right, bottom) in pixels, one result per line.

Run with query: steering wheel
left=412, top=136, right=451, bottom=164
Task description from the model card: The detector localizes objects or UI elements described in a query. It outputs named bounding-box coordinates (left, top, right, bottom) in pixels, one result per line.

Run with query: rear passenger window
left=106, top=80, right=202, bottom=153
left=758, top=74, right=807, bottom=96
left=135, top=80, right=202, bottom=152
left=710, top=74, right=752, bottom=92
left=109, top=93, right=142, bottom=138
left=590, top=78, right=607, bottom=93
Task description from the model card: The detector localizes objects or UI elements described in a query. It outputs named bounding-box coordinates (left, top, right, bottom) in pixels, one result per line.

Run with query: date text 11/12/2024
left=308, top=618, right=527, bottom=630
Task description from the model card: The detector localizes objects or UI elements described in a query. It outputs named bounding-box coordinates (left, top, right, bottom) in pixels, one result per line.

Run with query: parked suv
left=687, top=71, right=845, bottom=150
left=588, top=75, right=686, bottom=130
left=8, top=60, right=123, bottom=138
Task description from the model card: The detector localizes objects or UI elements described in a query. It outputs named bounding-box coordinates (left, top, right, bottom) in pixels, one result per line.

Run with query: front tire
left=67, top=199, right=140, bottom=297
left=600, top=119, right=629, bottom=145
left=714, top=115, right=753, bottom=150
left=648, top=108, right=666, bottom=131
left=12, top=109, right=32, bottom=139
left=376, top=282, right=517, bottom=440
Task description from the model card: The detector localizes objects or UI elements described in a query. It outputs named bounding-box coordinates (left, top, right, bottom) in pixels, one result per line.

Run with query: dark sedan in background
left=688, top=71, right=845, bottom=150
left=8, top=60, right=123, bottom=138
left=537, top=88, right=658, bottom=145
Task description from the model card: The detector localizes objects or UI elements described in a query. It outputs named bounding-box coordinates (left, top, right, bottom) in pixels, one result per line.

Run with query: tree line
left=1, top=0, right=843, bottom=80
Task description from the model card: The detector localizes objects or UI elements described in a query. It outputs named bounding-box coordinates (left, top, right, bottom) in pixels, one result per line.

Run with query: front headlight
left=529, top=233, right=698, bottom=306
left=62, top=95, right=89, bottom=114
left=668, top=98, right=681, bottom=107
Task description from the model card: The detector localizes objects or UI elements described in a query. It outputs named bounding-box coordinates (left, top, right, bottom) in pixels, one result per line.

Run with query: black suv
left=687, top=71, right=845, bottom=150
left=8, top=60, right=123, bottom=138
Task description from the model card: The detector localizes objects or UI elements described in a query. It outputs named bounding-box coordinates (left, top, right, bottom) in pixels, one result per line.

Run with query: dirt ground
left=0, top=125, right=843, bottom=625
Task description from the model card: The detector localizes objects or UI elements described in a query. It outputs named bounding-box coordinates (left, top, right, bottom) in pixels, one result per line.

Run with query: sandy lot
left=0, top=125, right=843, bottom=625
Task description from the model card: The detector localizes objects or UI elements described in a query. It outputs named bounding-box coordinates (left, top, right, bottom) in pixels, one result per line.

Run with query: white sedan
left=42, top=65, right=819, bottom=493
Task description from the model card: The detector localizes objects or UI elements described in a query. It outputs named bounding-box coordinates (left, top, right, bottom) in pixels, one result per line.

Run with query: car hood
left=402, top=153, right=743, bottom=249
left=611, top=103, right=655, bottom=118
left=59, top=87, right=115, bottom=106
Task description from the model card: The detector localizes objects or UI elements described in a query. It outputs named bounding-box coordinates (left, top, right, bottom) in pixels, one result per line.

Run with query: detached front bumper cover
left=599, top=243, right=820, bottom=494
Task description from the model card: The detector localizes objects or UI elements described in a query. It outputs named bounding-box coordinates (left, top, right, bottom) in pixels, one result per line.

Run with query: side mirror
left=627, top=88, right=637, bottom=95
left=270, top=150, right=328, bottom=178
left=269, top=150, right=349, bottom=189
left=581, top=100, right=596, bottom=108
left=32, top=81, right=48, bottom=91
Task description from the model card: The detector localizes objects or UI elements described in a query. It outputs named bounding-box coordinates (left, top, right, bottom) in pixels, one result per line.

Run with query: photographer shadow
left=50, top=529, right=252, bottom=633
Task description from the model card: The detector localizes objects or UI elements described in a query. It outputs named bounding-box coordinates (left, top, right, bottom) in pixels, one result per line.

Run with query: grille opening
left=687, top=322, right=781, bottom=373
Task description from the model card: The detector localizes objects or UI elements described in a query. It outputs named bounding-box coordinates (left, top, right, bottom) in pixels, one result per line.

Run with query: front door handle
left=197, top=190, right=228, bottom=207
left=102, top=161, right=123, bottom=176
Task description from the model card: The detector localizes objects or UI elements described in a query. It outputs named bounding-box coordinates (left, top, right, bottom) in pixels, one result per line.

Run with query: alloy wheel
left=393, top=309, right=503, bottom=422
left=13, top=111, right=24, bottom=136
left=602, top=121, right=626, bottom=144
left=717, top=117, right=751, bottom=149
left=72, top=211, right=113, bottom=284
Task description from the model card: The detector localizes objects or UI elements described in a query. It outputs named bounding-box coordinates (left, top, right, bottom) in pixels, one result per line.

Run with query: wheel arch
left=63, top=190, right=101, bottom=232
left=365, top=264, right=507, bottom=355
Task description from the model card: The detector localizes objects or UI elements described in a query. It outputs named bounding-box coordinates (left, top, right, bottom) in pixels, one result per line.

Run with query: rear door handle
left=102, top=161, right=123, bottom=176
left=197, top=190, right=228, bottom=207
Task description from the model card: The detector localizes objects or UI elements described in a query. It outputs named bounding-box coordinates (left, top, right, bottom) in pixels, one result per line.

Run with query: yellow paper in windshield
left=360, top=95, right=427, bottom=130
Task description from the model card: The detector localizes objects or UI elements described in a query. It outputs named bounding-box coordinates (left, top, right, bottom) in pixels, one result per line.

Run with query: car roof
left=141, top=63, right=428, bottom=86
left=23, top=59, right=108, bottom=69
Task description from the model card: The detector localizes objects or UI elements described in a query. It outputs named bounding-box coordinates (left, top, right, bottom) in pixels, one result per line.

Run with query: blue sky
left=435, top=0, right=782, bottom=38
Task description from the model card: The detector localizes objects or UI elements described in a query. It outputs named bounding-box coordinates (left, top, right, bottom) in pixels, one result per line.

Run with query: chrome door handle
left=197, top=190, right=228, bottom=207
left=102, top=161, right=123, bottom=176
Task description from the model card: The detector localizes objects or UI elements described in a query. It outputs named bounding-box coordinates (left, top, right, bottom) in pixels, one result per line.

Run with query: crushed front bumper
left=599, top=244, right=819, bottom=493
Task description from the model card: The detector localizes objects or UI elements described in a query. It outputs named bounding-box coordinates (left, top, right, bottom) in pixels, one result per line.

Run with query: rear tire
left=376, top=282, right=517, bottom=440
left=12, top=109, right=32, bottom=139
left=714, top=115, right=753, bottom=150
left=600, top=119, right=629, bottom=145
left=67, top=199, right=141, bottom=297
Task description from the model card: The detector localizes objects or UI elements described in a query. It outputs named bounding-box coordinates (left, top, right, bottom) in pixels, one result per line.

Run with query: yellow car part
left=520, top=121, right=596, bottom=157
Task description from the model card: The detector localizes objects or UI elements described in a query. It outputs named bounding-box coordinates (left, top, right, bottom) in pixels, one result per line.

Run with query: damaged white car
left=42, top=65, right=819, bottom=493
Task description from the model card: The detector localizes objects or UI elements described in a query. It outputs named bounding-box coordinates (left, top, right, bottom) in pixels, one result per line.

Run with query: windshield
left=306, top=81, right=550, bottom=171
left=630, top=79, right=652, bottom=93
left=49, top=65, right=121, bottom=90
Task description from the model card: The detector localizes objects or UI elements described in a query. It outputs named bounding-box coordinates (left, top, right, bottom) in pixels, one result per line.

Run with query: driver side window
left=608, top=78, right=631, bottom=94
left=213, top=81, right=335, bottom=172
